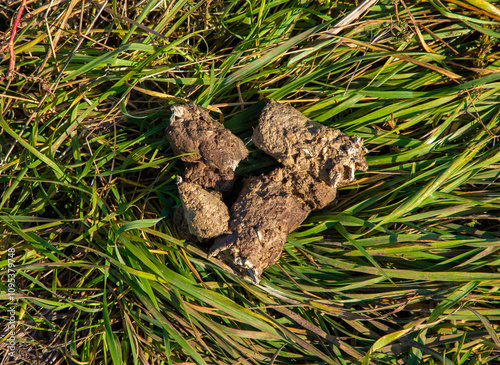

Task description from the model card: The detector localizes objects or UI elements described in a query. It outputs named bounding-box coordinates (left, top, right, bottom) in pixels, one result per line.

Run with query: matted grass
left=1, top=0, right=500, bottom=364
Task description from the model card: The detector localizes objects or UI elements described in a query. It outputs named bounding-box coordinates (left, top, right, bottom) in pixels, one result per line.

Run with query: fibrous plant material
left=169, top=99, right=368, bottom=283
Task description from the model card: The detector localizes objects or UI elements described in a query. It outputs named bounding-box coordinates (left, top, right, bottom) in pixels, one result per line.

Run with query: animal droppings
left=169, top=99, right=368, bottom=283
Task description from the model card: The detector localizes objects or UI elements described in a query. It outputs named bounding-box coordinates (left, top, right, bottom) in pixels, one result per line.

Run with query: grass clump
left=1, top=0, right=500, bottom=364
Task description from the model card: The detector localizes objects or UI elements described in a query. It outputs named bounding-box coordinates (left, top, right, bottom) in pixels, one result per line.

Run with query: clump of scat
left=167, top=103, right=248, bottom=241
left=208, top=168, right=337, bottom=283
left=177, top=178, right=230, bottom=239
left=253, top=99, right=368, bottom=187
left=168, top=99, right=368, bottom=284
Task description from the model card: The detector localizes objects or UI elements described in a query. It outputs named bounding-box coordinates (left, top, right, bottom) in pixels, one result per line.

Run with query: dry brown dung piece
left=177, top=179, right=230, bottom=240
left=184, top=162, right=235, bottom=194
left=167, top=103, right=248, bottom=242
left=167, top=104, right=248, bottom=174
left=253, top=99, right=368, bottom=187
left=281, top=168, right=338, bottom=210
left=209, top=168, right=338, bottom=282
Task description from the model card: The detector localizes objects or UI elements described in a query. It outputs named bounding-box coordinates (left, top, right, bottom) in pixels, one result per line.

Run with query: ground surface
left=1, top=0, right=500, bottom=364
